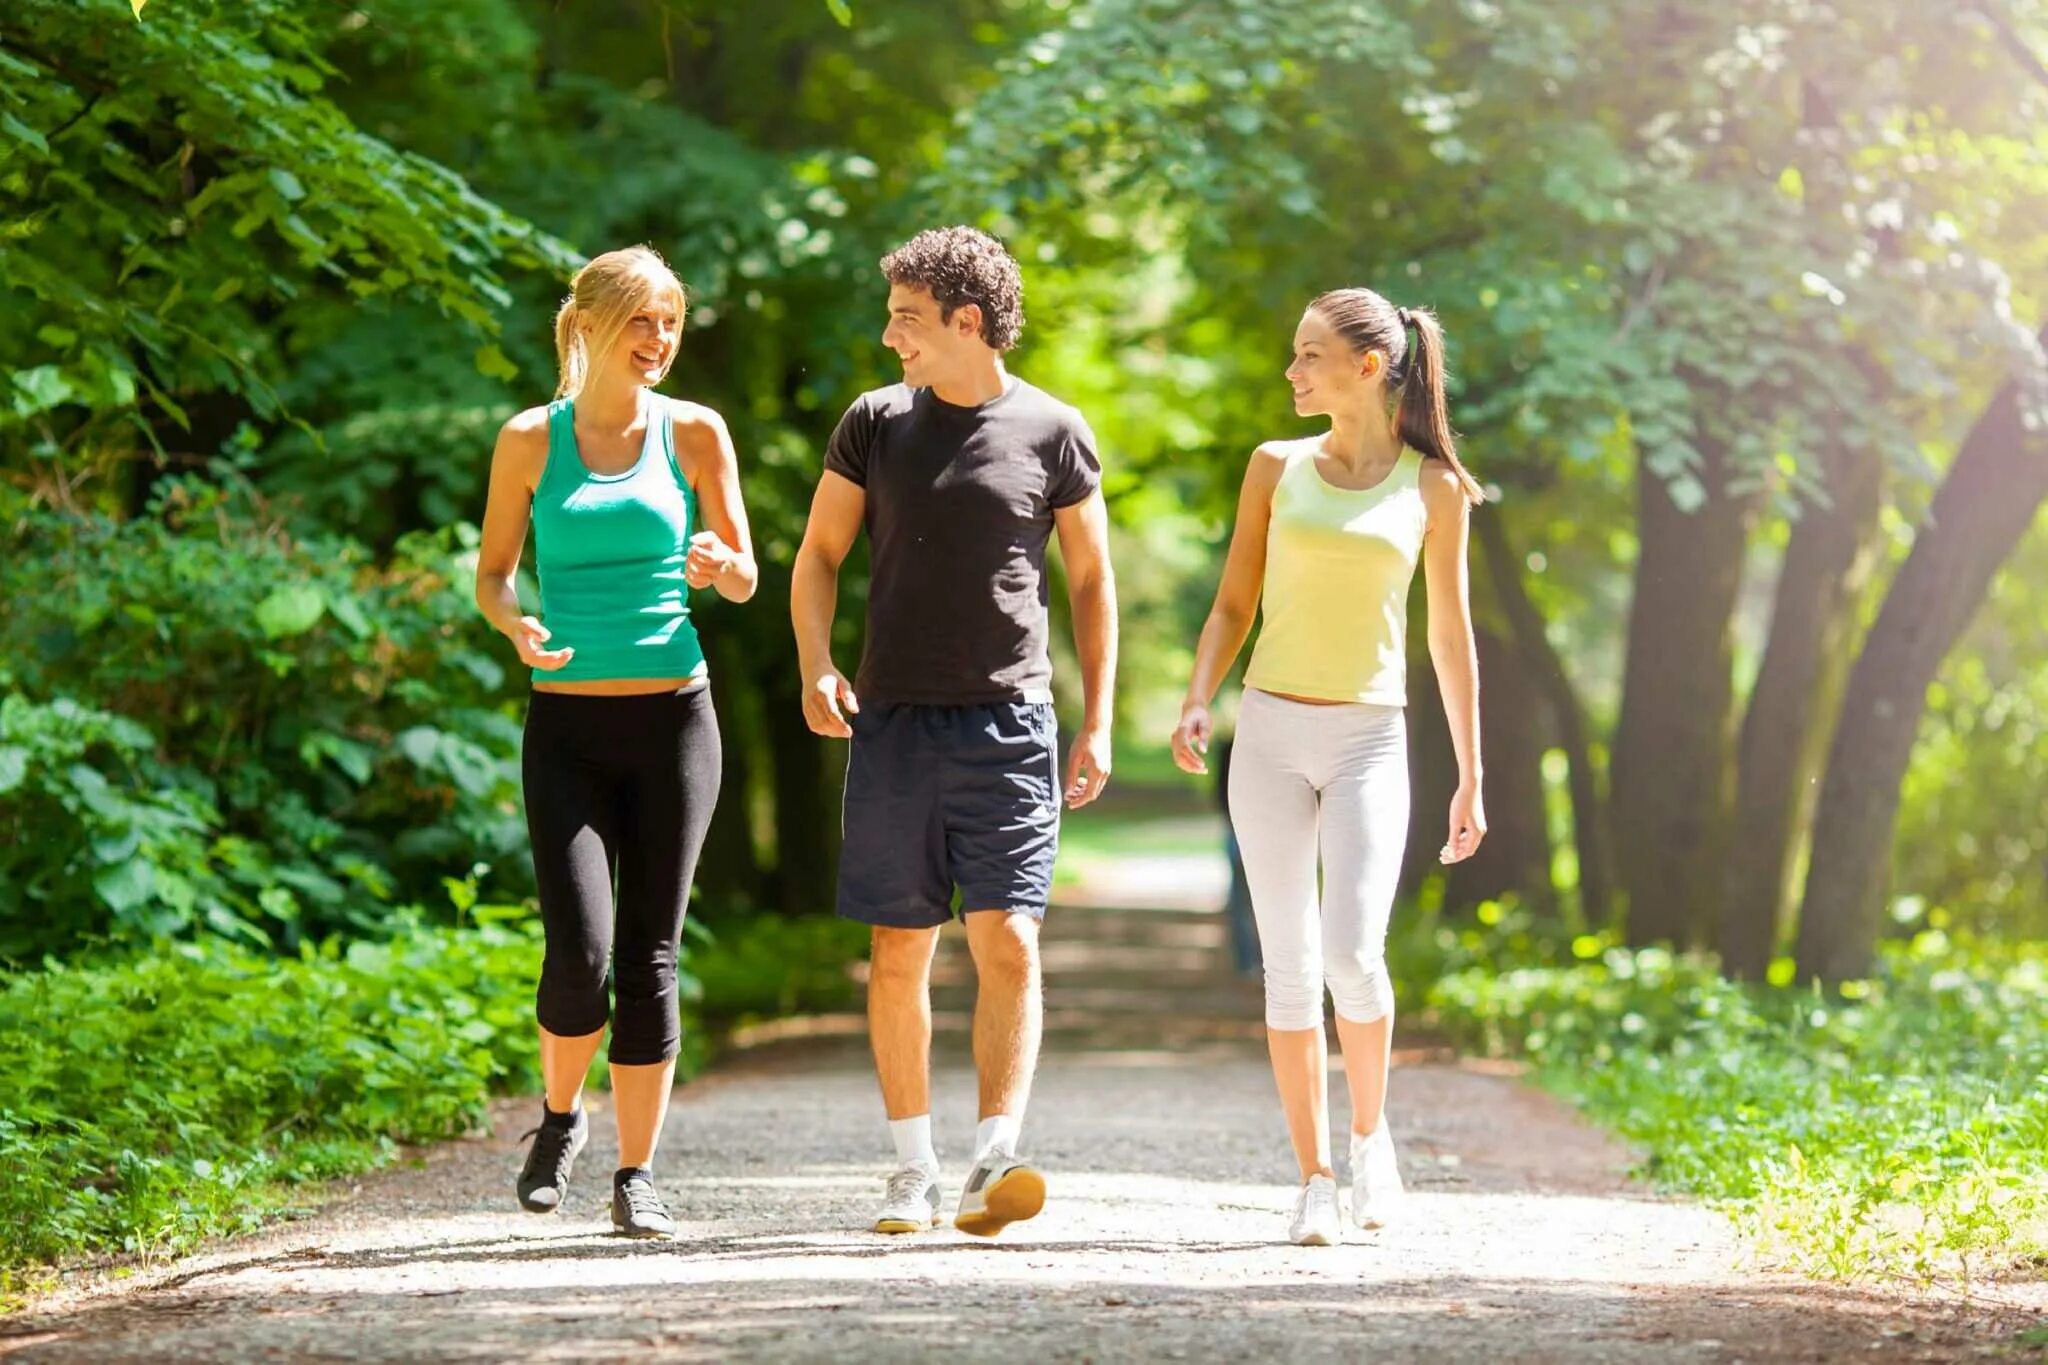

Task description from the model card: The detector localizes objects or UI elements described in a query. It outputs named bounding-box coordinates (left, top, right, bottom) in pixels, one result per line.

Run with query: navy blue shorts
left=837, top=699, right=1061, bottom=928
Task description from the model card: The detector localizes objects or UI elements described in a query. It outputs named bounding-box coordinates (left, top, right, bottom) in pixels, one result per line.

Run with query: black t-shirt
left=824, top=378, right=1101, bottom=704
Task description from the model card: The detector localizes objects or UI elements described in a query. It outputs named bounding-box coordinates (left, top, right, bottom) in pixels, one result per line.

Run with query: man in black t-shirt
left=792, top=227, right=1118, bottom=1240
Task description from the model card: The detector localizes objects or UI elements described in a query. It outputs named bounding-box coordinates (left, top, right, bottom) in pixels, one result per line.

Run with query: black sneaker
left=612, top=1171, right=677, bottom=1239
left=516, top=1106, right=587, bottom=1212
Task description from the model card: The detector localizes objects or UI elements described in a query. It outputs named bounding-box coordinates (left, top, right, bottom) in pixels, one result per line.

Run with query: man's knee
left=870, top=925, right=939, bottom=991
left=966, top=912, right=1039, bottom=988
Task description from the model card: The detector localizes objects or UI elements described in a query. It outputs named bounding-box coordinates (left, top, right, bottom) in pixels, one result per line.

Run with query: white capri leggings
left=1227, top=689, right=1410, bottom=1031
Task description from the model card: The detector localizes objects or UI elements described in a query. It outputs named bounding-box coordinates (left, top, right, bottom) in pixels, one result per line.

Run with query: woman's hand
left=684, top=530, right=735, bottom=590
left=1170, top=701, right=1213, bottom=775
left=1442, top=780, right=1486, bottom=864
left=511, top=616, right=574, bottom=671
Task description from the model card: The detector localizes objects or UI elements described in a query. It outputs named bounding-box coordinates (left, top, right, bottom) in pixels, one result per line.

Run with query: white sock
left=889, top=1115, right=937, bottom=1170
left=974, top=1114, right=1021, bottom=1162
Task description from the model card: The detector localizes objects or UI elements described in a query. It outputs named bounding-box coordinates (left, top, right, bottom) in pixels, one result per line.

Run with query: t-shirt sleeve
left=823, top=394, right=874, bottom=487
left=1047, top=411, right=1103, bottom=509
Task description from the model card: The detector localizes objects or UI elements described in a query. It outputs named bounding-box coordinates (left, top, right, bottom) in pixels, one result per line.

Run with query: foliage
left=0, top=914, right=543, bottom=1283
left=0, top=0, right=578, bottom=467
left=687, top=912, right=868, bottom=1023
left=1401, top=903, right=2048, bottom=1288
left=1893, top=523, right=2048, bottom=939
left=0, top=896, right=867, bottom=1296
left=0, top=476, right=527, bottom=957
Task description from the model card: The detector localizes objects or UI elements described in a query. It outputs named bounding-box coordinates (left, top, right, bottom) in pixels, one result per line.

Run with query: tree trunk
left=1795, top=322, right=2048, bottom=982
left=1717, top=437, right=1884, bottom=978
left=1444, top=623, right=1555, bottom=917
left=1610, top=434, right=1762, bottom=946
left=1474, top=510, right=1615, bottom=927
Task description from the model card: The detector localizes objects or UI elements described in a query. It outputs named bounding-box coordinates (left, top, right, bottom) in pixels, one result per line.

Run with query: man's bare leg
left=868, top=925, right=941, bottom=1119
left=964, top=911, right=1043, bottom=1123
left=954, top=910, right=1045, bottom=1237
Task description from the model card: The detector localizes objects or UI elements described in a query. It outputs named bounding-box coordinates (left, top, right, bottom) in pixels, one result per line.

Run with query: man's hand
left=801, top=666, right=860, bottom=738
left=1064, top=722, right=1112, bottom=809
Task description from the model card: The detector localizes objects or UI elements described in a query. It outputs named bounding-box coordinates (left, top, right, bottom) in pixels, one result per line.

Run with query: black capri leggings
left=521, top=685, right=721, bottom=1065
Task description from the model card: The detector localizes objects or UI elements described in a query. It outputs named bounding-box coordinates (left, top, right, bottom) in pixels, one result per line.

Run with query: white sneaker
left=953, top=1152, right=1046, bottom=1238
left=1288, top=1173, right=1343, bottom=1246
left=873, top=1161, right=943, bottom=1234
left=1351, top=1126, right=1405, bottom=1229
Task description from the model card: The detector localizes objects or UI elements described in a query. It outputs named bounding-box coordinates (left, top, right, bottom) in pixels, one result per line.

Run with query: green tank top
left=1244, top=444, right=1425, bottom=706
left=529, top=394, right=707, bottom=684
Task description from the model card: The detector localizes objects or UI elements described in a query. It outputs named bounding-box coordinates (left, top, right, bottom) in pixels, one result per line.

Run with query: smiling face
left=1286, top=308, right=1387, bottom=418
left=593, top=284, right=681, bottom=389
left=881, top=282, right=985, bottom=392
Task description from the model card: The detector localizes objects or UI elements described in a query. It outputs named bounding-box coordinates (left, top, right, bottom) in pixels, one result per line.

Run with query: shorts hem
left=836, top=900, right=953, bottom=929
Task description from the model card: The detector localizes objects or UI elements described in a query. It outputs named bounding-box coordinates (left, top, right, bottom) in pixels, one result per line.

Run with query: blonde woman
left=1172, top=289, right=1485, bottom=1246
left=475, top=246, right=756, bottom=1238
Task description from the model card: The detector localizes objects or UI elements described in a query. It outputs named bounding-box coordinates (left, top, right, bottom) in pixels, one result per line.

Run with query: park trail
left=5, top=815, right=2040, bottom=1363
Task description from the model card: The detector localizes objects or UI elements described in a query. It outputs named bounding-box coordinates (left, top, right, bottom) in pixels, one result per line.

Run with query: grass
left=0, top=901, right=869, bottom=1308
left=1399, top=903, right=2048, bottom=1289
left=0, top=912, right=543, bottom=1306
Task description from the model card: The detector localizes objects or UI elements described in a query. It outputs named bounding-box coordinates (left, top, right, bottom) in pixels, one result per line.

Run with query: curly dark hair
left=880, top=226, right=1025, bottom=352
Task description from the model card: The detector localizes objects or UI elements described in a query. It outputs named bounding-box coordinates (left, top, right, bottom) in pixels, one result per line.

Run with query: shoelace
left=618, top=1179, right=669, bottom=1223
left=885, top=1166, right=934, bottom=1207
left=1300, top=1180, right=1339, bottom=1221
left=519, top=1123, right=576, bottom=1187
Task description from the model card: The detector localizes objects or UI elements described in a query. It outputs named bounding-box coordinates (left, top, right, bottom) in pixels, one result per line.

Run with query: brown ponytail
left=1309, top=289, right=1484, bottom=504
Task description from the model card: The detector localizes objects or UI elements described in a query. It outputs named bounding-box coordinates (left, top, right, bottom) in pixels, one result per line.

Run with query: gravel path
left=7, top=893, right=2039, bottom=1362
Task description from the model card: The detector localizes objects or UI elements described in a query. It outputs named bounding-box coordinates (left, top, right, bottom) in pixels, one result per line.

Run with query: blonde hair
left=552, top=246, right=688, bottom=399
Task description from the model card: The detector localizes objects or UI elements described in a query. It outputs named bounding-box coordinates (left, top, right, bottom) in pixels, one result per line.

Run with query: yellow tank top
left=1244, top=443, right=1426, bottom=706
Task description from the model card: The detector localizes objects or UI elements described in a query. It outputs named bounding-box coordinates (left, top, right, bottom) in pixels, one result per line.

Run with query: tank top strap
left=536, top=397, right=578, bottom=502
left=651, top=394, right=698, bottom=520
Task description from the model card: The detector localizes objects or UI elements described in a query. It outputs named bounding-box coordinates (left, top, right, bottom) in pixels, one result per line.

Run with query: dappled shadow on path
left=16, top=896, right=2041, bottom=1362
left=14, top=1261, right=2022, bottom=1364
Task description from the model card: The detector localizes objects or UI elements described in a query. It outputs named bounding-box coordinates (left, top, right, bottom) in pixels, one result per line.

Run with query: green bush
left=0, top=914, right=542, bottom=1281
left=0, top=475, right=529, bottom=956
left=1404, top=905, right=2048, bottom=1287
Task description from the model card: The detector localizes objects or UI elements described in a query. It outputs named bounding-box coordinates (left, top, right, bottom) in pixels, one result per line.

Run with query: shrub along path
left=7, top=888, right=2039, bottom=1361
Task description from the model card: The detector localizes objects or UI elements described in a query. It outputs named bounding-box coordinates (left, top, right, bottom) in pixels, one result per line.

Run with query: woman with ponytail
left=1171, top=289, right=1485, bottom=1245
left=475, top=246, right=757, bottom=1238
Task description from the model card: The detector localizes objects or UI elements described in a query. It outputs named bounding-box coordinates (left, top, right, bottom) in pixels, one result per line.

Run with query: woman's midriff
left=533, top=675, right=706, bottom=697
left=1254, top=686, right=1351, bottom=707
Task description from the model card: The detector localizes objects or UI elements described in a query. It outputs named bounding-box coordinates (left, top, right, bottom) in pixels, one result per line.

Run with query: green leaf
left=473, top=345, right=520, bottom=383
left=269, top=168, right=306, bottom=202
left=439, top=736, right=498, bottom=798
left=131, top=0, right=149, bottom=17
left=94, top=859, right=156, bottom=914
left=395, top=726, right=442, bottom=769
left=92, top=828, right=143, bottom=864
left=12, top=366, right=74, bottom=417
left=327, top=593, right=373, bottom=639
left=824, top=0, right=853, bottom=27
left=0, top=744, right=27, bottom=795
left=1, top=113, right=49, bottom=155
left=253, top=586, right=327, bottom=639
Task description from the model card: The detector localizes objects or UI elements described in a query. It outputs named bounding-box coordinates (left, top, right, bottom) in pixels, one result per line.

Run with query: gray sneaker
left=953, top=1153, right=1045, bottom=1238
left=611, top=1172, right=676, bottom=1239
